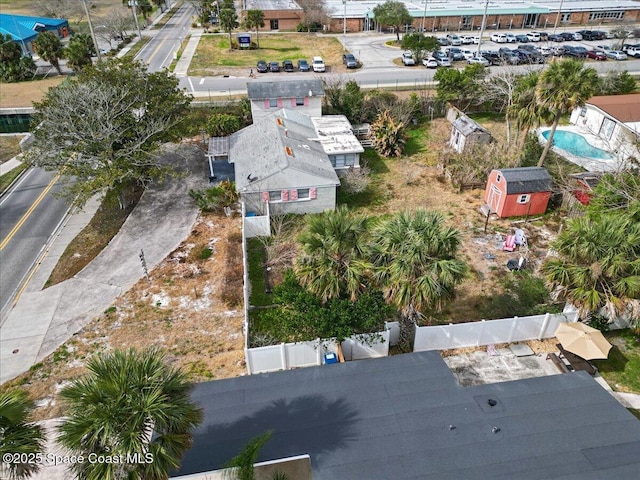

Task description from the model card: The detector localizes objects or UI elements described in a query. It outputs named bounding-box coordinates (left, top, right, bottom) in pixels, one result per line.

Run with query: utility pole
left=476, top=0, right=490, bottom=56
left=420, top=0, right=429, bottom=33
left=128, top=0, right=142, bottom=39
left=553, top=0, right=565, bottom=34
left=82, top=0, right=101, bottom=62
left=342, top=0, right=347, bottom=51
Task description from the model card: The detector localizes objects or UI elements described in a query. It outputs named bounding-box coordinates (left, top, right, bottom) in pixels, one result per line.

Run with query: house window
left=330, top=154, right=356, bottom=168
left=579, top=107, right=587, bottom=117
left=297, top=188, right=310, bottom=200
left=270, top=19, right=279, bottom=30
left=496, top=173, right=502, bottom=182
left=295, top=97, right=305, bottom=106
left=268, top=98, right=277, bottom=108
left=269, top=191, right=281, bottom=202
left=517, top=194, right=530, bottom=204
left=599, top=117, right=615, bottom=140
left=588, top=11, right=624, bottom=21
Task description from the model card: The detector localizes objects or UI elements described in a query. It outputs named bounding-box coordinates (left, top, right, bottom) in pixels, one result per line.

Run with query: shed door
left=489, top=185, right=501, bottom=213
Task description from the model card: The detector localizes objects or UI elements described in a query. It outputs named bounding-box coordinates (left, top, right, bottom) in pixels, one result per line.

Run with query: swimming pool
left=541, top=130, right=612, bottom=160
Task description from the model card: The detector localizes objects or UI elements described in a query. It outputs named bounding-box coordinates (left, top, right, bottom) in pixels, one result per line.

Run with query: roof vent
left=285, top=146, right=294, bottom=157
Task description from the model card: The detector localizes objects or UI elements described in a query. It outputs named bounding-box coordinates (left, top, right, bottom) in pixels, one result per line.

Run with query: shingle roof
left=246, top=80, right=324, bottom=101
left=177, top=351, right=640, bottom=480
left=230, top=109, right=339, bottom=193
left=497, top=167, right=553, bottom=194
left=452, top=115, right=490, bottom=137
left=587, top=94, right=640, bottom=123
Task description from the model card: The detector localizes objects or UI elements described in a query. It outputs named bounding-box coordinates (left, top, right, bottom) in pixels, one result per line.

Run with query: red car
left=586, top=50, right=607, bottom=60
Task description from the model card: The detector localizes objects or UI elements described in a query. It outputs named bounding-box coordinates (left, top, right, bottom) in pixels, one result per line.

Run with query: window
left=517, top=194, right=530, bottom=204
left=270, top=19, right=279, bottom=30
left=579, top=107, right=587, bottom=117
left=560, top=13, right=571, bottom=23
left=330, top=154, right=356, bottom=168
left=268, top=98, right=277, bottom=108
left=297, top=188, right=310, bottom=200
left=588, top=11, right=624, bottom=21
left=599, top=117, right=615, bottom=140
left=269, top=191, right=281, bottom=202
left=496, top=174, right=502, bottom=182
left=295, top=97, right=305, bottom=106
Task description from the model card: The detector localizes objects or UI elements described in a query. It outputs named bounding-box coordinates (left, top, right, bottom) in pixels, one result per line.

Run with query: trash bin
left=324, top=352, right=338, bottom=365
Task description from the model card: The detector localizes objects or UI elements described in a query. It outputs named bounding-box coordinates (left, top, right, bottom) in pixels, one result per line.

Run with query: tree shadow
left=176, top=394, right=359, bottom=476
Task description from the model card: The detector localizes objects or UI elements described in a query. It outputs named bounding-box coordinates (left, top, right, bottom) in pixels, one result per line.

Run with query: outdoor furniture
left=546, top=352, right=570, bottom=373
left=556, top=343, right=598, bottom=376
left=503, top=234, right=516, bottom=252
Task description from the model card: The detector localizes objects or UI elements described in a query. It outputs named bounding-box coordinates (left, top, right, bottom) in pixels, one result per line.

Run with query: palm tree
left=220, top=8, right=239, bottom=51
left=244, top=10, right=265, bottom=49
left=295, top=205, right=371, bottom=302
left=370, top=210, right=467, bottom=349
left=508, top=72, right=546, bottom=148
left=535, top=59, right=598, bottom=167
left=541, top=210, right=640, bottom=323
left=57, top=348, right=202, bottom=480
left=0, top=390, right=45, bottom=480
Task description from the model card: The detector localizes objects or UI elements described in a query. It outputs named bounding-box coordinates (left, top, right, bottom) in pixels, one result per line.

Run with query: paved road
left=135, top=1, right=194, bottom=72
left=0, top=169, right=70, bottom=320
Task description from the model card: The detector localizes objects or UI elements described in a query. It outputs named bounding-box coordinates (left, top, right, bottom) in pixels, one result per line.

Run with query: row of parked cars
left=256, top=56, right=326, bottom=73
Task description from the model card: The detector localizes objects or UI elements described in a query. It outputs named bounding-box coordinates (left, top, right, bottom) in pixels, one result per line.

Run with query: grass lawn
left=45, top=183, right=144, bottom=287
left=0, top=77, right=65, bottom=108
left=0, top=136, right=24, bottom=164
left=0, top=164, right=28, bottom=194
left=592, top=329, right=640, bottom=394
left=247, top=237, right=273, bottom=307
left=188, top=34, right=345, bottom=76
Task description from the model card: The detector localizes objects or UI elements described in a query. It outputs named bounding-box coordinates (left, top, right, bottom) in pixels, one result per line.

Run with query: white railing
left=413, top=311, right=578, bottom=352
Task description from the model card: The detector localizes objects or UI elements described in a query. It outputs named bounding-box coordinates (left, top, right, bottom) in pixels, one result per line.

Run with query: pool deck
left=538, top=125, right=637, bottom=172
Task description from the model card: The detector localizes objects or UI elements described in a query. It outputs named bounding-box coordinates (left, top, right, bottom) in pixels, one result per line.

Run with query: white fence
left=245, top=331, right=390, bottom=374
left=413, top=312, right=578, bottom=352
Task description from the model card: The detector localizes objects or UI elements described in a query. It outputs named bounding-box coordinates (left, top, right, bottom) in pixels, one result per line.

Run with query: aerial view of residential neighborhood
left=1, top=0, right=640, bottom=478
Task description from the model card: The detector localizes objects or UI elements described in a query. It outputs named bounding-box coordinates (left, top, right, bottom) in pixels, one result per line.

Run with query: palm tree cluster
left=1, top=348, right=202, bottom=480
left=295, top=206, right=467, bottom=349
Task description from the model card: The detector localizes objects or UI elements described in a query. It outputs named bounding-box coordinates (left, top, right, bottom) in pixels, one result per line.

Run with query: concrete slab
left=510, top=343, right=535, bottom=356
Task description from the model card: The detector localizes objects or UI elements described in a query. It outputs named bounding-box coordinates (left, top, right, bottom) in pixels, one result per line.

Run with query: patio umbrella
left=555, top=322, right=612, bottom=360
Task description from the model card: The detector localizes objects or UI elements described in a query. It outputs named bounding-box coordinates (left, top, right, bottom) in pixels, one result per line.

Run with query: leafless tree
left=296, top=0, right=331, bottom=32
left=31, top=0, right=85, bottom=24
left=95, top=7, right=135, bottom=49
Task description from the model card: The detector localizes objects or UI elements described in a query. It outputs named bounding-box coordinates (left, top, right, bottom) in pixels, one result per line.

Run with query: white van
left=526, top=32, right=541, bottom=42
left=312, top=56, right=325, bottom=72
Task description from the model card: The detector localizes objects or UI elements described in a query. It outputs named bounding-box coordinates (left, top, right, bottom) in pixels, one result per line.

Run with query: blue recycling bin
left=324, top=352, right=338, bottom=365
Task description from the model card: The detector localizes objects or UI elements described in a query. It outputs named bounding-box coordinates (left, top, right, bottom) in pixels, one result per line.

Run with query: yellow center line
left=0, top=173, right=61, bottom=252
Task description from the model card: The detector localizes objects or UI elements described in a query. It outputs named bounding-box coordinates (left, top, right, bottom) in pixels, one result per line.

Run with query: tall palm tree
left=295, top=205, right=371, bottom=302
left=541, top=210, right=640, bottom=323
left=0, top=390, right=45, bottom=480
left=244, top=10, right=265, bottom=49
left=220, top=8, right=239, bottom=51
left=508, top=72, right=545, bottom=149
left=535, top=59, right=598, bottom=167
left=58, top=348, right=202, bottom=480
left=370, top=210, right=467, bottom=348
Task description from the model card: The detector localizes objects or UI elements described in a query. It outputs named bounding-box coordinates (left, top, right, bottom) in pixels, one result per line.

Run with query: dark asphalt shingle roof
left=246, top=80, right=324, bottom=100
left=497, top=167, right=554, bottom=194
left=177, top=351, right=640, bottom=480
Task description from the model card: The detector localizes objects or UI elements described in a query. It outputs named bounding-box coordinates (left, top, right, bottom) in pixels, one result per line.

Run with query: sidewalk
left=0, top=146, right=208, bottom=384
left=174, top=30, right=202, bottom=76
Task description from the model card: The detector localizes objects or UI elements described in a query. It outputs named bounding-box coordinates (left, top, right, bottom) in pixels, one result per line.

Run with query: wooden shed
left=484, top=167, right=553, bottom=218
left=447, top=107, right=492, bottom=154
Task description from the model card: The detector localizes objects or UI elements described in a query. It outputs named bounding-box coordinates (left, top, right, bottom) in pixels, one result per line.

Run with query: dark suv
left=297, top=59, right=310, bottom=71
left=342, top=53, right=358, bottom=68
left=256, top=60, right=268, bottom=73
left=282, top=60, right=294, bottom=72
left=515, top=50, right=544, bottom=64
left=480, top=51, right=502, bottom=65
left=563, top=46, right=587, bottom=58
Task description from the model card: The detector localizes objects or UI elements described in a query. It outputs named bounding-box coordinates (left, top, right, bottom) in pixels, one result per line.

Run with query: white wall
left=413, top=312, right=578, bottom=352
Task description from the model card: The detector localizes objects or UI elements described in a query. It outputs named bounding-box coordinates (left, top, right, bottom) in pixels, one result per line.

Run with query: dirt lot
left=6, top=213, right=246, bottom=421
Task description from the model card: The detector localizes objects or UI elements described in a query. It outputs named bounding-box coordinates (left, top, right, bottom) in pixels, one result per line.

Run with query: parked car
left=517, top=44, right=537, bottom=53
left=585, top=50, right=607, bottom=60
left=434, top=55, right=451, bottom=67
left=536, top=31, right=549, bottom=41
left=551, top=45, right=566, bottom=56
left=559, top=32, right=575, bottom=41
left=591, top=30, right=607, bottom=40
left=480, top=51, right=502, bottom=65
left=576, top=30, right=602, bottom=41
left=423, top=57, right=438, bottom=68
left=570, top=32, right=583, bottom=41
left=621, top=43, right=640, bottom=53
left=498, top=48, right=520, bottom=64
left=536, top=46, right=553, bottom=56
left=437, top=37, right=449, bottom=46
left=466, top=36, right=481, bottom=44
left=526, top=32, right=541, bottom=42
left=459, top=48, right=475, bottom=59
left=505, top=33, right=517, bottom=43
left=596, top=44, right=611, bottom=52
left=491, top=33, right=508, bottom=43
left=401, top=51, right=415, bottom=66
left=548, top=33, right=564, bottom=42
left=446, top=34, right=462, bottom=46
left=282, top=60, right=294, bottom=72
left=515, top=50, right=544, bottom=64
left=606, top=50, right=628, bottom=60
left=515, top=34, right=529, bottom=43
left=343, top=53, right=358, bottom=68
left=256, top=60, right=268, bottom=73
left=297, top=59, right=310, bottom=71
left=269, top=61, right=280, bottom=72
left=461, top=35, right=475, bottom=45
left=563, top=46, right=587, bottom=58
left=626, top=45, right=640, bottom=58
left=467, top=55, right=489, bottom=66
left=312, top=56, right=325, bottom=72
left=445, top=47, right=465, bottom=61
